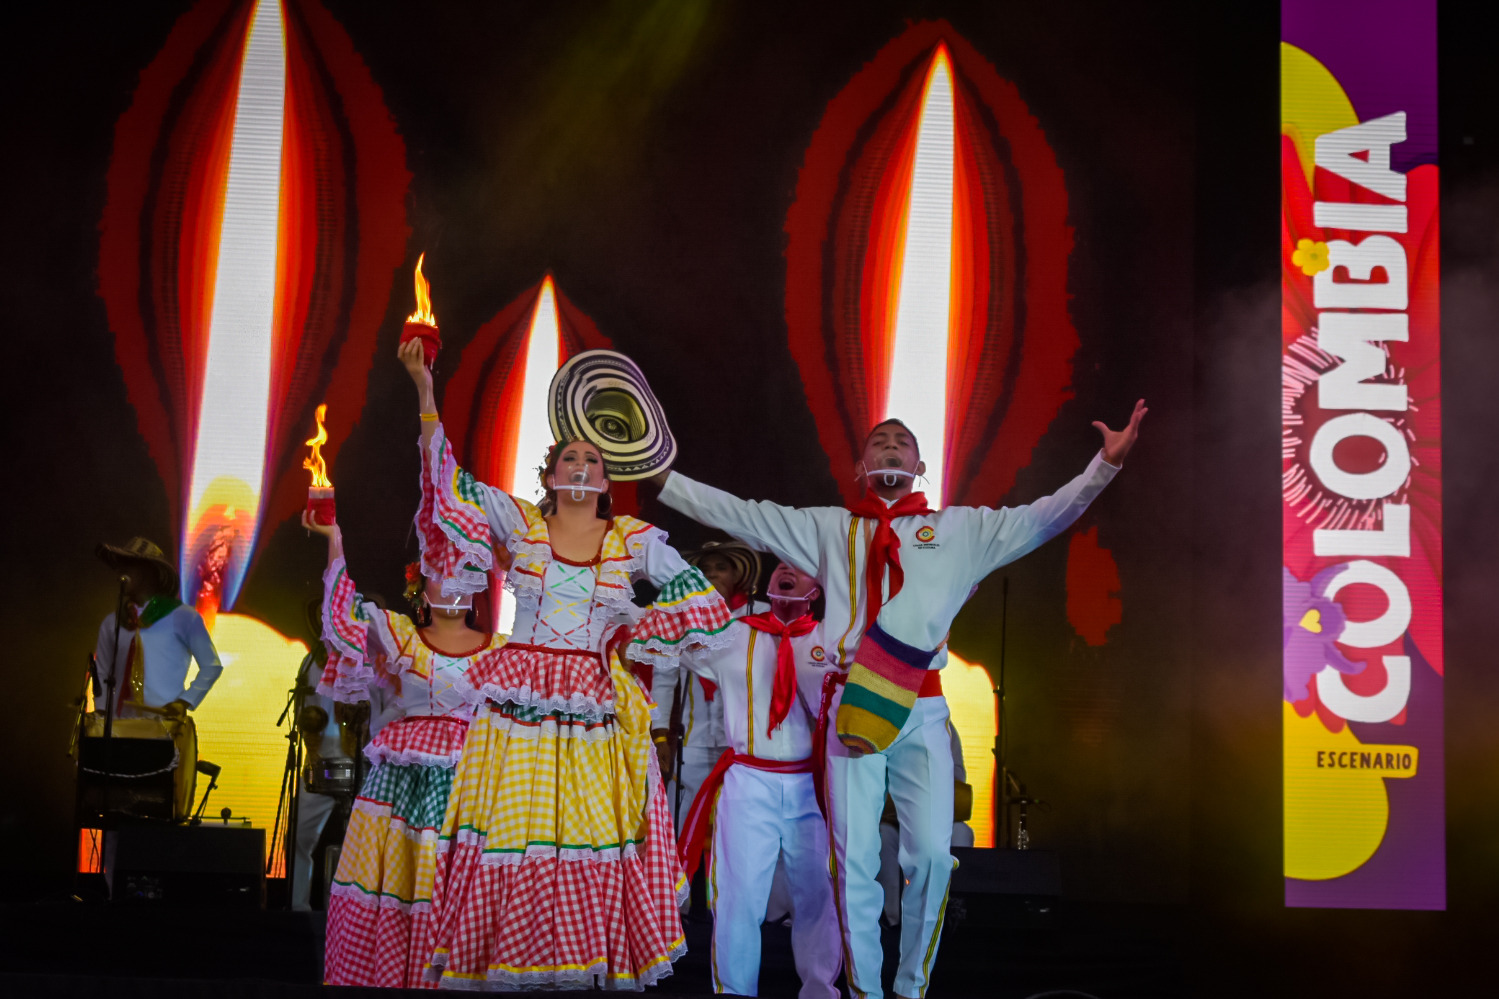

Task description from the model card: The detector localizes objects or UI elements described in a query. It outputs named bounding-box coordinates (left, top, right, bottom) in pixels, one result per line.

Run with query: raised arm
left=656, top=471, right=825, bottom=577
left=304, top=515, right=380, bottom=703
left=970, top=401, right=1146, bottom=574
left=403, top=339, right=527, bottom=594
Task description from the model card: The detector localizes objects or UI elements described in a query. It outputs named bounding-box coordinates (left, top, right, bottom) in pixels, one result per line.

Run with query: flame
left=406, top=252, right=437, bottom=327
left=302, top=403, right=331, bottom=488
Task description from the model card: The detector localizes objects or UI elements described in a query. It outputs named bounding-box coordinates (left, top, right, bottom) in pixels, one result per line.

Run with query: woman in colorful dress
left=306, top=484, right=505, bottom=988
left=396, top=339, right=732, bottom=990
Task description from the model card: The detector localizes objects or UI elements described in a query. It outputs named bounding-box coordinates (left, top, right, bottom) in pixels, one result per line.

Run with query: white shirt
left=659, top=453, right=1119, bottom=666
left=650, top=598, right=767, bottom=747
left=94, top=603, right=223, bottom=712
left=679, top=618, right=835, bottom=762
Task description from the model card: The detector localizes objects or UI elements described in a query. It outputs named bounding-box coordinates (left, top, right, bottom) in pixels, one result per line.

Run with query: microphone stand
left=98, top=579, right=128, bottom=844
left=992, top=577, right=1008, bottom=848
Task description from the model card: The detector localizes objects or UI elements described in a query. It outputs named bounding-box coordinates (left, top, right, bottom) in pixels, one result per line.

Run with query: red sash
left=677, top=749, right=813, bottom=881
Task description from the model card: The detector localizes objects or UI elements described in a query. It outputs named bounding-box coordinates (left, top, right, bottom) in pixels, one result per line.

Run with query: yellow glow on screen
left=190, top=612, right=307, bottom=874
left=497, top=276, right=563, bottom=635
left=945, top=651, right=996, bottom=848
left=884, top=47, right=955, bottom=507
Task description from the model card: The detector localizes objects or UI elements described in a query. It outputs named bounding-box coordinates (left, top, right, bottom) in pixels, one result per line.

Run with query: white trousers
left=291, top=792, right=336, bottom=911
left=708, top=767, right=841, bottom=999
left=826, top=695, right=954, bottom=999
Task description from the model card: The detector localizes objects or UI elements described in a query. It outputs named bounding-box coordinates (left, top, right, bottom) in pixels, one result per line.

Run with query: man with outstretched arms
left=650, top=401, right=1146, bottom=999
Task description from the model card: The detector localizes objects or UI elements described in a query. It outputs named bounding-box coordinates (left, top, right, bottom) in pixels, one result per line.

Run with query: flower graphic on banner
left=1291, top=238, right=1330, bottom=275
left=1283, top=566, right=1363, bottom=704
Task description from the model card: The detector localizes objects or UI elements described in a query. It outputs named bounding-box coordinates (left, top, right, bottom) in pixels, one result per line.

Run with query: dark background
left=2, top=1, right=1495, bottom=993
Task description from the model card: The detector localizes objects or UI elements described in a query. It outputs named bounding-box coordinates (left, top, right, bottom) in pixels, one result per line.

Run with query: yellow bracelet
left=420, top=412, right=439, bottom=422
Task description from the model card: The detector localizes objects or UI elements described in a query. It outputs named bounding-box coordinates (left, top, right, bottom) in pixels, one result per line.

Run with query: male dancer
left=674, top=561, right=841, bottom=999
left=652, top=401, right=1146, bottom=999
left=651, top=540, right=765, bottom=830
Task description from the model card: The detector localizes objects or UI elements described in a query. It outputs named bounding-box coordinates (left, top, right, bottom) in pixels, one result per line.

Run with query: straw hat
left=683, top=540, right=762, bottom=597
left=96, top=536, right=179, bottom=594
left=548, top=349, right=676, bottom=480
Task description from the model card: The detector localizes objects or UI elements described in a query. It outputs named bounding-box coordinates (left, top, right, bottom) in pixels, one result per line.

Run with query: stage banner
left=1280, top=1, right=1441, bottom=909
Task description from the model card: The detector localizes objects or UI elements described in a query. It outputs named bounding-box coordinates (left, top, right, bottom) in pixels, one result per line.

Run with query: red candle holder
left=401, top=321, right=442, bottom=366
left=306, top=487, right=337, bottom=526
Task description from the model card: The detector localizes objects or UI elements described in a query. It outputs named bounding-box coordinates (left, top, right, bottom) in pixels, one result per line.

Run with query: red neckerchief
left=741, top=611, right=816, bottom=736
left=845, top=491, right=933, bottom=630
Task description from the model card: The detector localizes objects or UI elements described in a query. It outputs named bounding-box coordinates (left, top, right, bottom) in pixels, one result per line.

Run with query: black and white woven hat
left=548, top=349, right=676, bottom=481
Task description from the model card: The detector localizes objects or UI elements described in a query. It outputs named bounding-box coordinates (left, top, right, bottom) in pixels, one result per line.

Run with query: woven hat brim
left=97, top=542, right=180, bottom=594
left=548, top=349, right=676, bottom=481
left=684, top=543, right=762, bottom=593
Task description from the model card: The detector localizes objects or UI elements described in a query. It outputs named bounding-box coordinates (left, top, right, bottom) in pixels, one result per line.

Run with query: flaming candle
left=400, top=252, right=441, bottom=365
left=303, top=403, right=336, bottom=525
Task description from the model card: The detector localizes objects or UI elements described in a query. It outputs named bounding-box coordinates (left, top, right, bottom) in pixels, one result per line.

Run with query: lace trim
left=363, top=744, right=463, bottom=768
left=327, top=879, right=432, bottom=915
left=469, top=683, right=615, bottom=722
left=626, top=621, right=734, bottom=662
left=429, top=942, right=683, bottom=992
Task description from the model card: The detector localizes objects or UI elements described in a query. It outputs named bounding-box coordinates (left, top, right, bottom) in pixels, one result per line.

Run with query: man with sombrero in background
left=92, top=536, right=223, bottom=818
left=651, top=539, right=767, bottom=833
left=94, top=537, right=223, bottom=721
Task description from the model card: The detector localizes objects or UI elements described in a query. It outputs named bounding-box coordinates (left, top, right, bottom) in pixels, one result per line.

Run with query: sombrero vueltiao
left=683, top=540, right=763, bottom=597
left=548, top=349, right=676, bottom=480
left=97, top=537, right=180, bottom=594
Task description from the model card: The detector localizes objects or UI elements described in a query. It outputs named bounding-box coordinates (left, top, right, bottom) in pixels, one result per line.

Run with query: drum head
left=548, top=349, right=676, bottom=480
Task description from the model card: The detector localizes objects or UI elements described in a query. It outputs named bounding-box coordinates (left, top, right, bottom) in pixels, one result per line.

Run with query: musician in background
left=94, top=537, right=223, bottom=718
left=93, top=537, right=222, bottom=818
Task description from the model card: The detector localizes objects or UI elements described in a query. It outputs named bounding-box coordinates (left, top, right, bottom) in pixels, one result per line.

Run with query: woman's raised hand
left=301, top=509, right=340, bottom=540
left=398, top=338, right=435, bottom=410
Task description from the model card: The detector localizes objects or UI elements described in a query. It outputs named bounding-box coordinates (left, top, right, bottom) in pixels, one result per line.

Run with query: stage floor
left=0, top=894, right=1184, bottom=998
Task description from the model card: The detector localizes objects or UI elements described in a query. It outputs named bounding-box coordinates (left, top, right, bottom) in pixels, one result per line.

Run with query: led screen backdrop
left=1280, top=0, right=1442, bottom=909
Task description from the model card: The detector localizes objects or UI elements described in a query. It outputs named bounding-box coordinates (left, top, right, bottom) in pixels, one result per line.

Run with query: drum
left=304, top=756, right=358, bottom=798
left=77, top=711, right=198, bottom=822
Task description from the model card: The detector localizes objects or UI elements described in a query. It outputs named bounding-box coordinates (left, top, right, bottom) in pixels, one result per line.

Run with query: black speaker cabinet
left=947, top=847, right=1061, bottom=928
left=108, top=823, right=266, bottom=908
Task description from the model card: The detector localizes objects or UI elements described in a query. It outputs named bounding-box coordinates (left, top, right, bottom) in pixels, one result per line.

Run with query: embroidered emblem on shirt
left=811, top=646, right=826, bottom=662
left=913, top=525, right=939, bottom=549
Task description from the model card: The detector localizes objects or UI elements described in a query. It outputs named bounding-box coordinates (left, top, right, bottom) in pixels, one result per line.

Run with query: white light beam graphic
left=884, top=49, right=955, bottom=507
left=497, top=276, right=562, bottom=634
left=182, top=0, right=287, bottom=605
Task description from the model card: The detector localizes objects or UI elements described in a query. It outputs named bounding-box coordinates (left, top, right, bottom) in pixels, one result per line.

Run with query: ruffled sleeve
left=316, top=556, right=380, bottom=703
left=420, top=421, right=527, bottom=597
left=316, top=556, right=421, bottom=703
left=625, top=536, right=734, bottom=662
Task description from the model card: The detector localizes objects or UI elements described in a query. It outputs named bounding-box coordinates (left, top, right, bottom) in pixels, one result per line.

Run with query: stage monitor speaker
left=948, top=847, right=1060, bottom=928
left=108, top=823, right=265, bottom=909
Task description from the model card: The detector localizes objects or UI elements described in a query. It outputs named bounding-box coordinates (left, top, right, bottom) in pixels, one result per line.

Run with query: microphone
left=864, top=467, right=917, bottom=488
left=196, top=760, right=222, bottom=779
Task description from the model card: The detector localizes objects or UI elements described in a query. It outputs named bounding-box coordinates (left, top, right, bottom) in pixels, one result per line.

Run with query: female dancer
left=397, top=339, right=732, bottom=990
left=307, top=493, right=504, bottom=988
